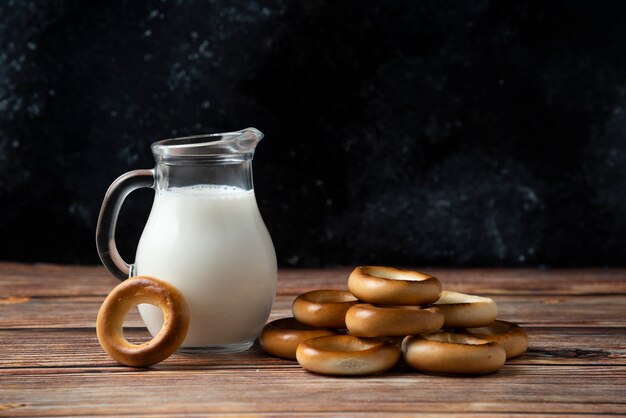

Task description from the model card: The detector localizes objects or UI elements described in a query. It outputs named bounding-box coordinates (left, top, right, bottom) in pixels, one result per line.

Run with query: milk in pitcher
left=134, top=185, right=277, bottom=350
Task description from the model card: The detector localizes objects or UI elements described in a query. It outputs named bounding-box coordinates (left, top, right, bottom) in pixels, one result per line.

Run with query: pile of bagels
left=260, top=266, right=528, bottom=376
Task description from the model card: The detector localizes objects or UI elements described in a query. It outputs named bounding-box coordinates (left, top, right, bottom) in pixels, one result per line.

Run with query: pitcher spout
left=233, top=127, right=264, bottom=150
left=151, top=127, right=264, bottom=163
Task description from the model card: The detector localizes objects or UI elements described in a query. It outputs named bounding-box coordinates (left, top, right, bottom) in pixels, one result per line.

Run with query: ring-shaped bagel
left=403, top=332, right=506, bottom=375
left=433, top=291, right=498, bottom=328
left=345, top=304, right=444, bottom=337
left=96, top=276, right=190, bottom=367
left=259, top=317, right=338, bottom=360
left=463, top=320, right=528, bottom=359
left=348, top=266, right=442, bottom=305
left=292, top=290, right=358, bottom=328
left=296, top=335, right=401, bottom=376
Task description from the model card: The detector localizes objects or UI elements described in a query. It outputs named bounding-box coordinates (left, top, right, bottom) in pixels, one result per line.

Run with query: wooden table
left=1, top=263, right=625, bottom=416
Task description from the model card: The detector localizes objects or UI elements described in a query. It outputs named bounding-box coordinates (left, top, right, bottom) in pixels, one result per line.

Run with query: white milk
left=134, top=185, right=277, bottom=348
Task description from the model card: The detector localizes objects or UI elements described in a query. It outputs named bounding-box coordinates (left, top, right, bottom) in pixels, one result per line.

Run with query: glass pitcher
left=96, top=128, right=277, bottom=354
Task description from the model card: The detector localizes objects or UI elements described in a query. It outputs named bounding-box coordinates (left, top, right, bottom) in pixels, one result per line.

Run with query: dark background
left=0, top=0, right=624, bottom=267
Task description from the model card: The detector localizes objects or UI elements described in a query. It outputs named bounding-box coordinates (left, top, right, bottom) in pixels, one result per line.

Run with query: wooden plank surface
left=2, top=263, right=625, bottom=297
left=2, top=294, right=626, bottom=329
left=1, top=326, right=624, bottom=369
left=0, top=263, right=625, bottom=416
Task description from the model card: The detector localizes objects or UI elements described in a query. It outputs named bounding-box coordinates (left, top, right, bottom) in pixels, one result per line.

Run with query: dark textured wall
left=0, top=1, right=624, bottom=266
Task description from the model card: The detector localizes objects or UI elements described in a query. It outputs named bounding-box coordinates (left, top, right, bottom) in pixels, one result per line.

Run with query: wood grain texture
left=1, top=264, right=625, bottom=297
left=2, top=294, right=625, bottom=329
left=0, top=327, right=625, bottom=369
left=1, top=367, right=625, bottom=415
left=0, top=263, right=625, bottom=417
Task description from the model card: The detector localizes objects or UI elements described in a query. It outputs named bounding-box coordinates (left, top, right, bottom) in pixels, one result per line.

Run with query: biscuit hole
left=124, top=302, right=164, bottom=345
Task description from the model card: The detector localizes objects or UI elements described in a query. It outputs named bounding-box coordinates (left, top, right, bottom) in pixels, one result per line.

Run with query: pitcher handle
left=96, top=169, right=155, bottom=281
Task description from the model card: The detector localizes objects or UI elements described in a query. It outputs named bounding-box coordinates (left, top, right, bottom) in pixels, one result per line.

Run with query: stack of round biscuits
left=260, top=266, right=528, bottom=376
